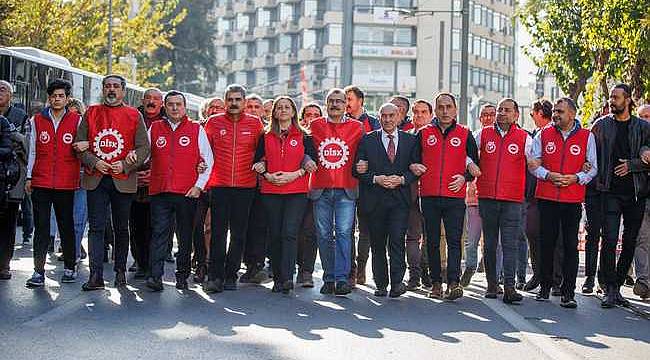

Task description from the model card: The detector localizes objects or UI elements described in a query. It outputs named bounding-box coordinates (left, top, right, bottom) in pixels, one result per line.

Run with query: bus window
left=90, top=77, right=102, bottom=105
left=0, top=55, right=10, bottom=81
left=71, top=72, right=83, bottom=99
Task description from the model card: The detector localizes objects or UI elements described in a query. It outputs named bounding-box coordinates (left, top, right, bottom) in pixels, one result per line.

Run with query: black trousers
left=537, top=199, right=581, bottom=297
left=208, top=187, right=255, bottom=281
left=297, top=199, right=317, bottom=274
left=584, top=192, right=603, bottom=278
left=0, top=202, right=19, bottom=270
left=528, top=198, right=565, bottom=285
left=87, top=176, right=133, bottom=276
left=21, top=195, right=34, bottom=241
left=32, top=188, right=76, bottom=272
left=129, top=199, right=151, bottom=272
left=150, top=193, right=197, bottom=279
left=244, top=189, right=269, bottom=268
left=367, top=195, right=409, bottom=289
left=192, top=192, right=210, bottom=266
left=263, top=193, right=308, bottom=283
left=351, top=204, right=371, bottom=274
left=421, top=196, right=466, bottom=284
left=600, top=193, right=646, bottom=286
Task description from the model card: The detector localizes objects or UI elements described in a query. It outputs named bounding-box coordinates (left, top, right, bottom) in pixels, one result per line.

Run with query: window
left=236, top=14, right=249, bottom=31
left=278, top=35, right=292, bottom=53
left=257, top=9, right=270, bottom=27
left=328, top=24, right=342, bottom=44
left=303, top=29, right=316, bottom=48
left=257, top=39, right=269, bottom=56
left=451, top=62, right=460, bottom=83
left=304, top=0, right=318, bottom=17
left=452, top=29, right=460, bottom=50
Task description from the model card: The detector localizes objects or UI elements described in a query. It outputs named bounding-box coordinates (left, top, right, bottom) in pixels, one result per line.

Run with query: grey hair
left=0, top=80, right=14, bottom=94
left=379, top=102, right=399, bottom=114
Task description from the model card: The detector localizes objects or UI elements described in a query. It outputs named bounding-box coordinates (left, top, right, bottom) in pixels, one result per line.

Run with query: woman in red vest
left=252, top=96, right=316, bottom=294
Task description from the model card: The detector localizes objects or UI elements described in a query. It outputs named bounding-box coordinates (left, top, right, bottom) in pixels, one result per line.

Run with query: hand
left=527, top=158, right=542, bottom=171
left=265, top=172, right=285, bottom=185
left=185, top=186, right=202, bottom=198
left=125, top=150, right=137, bottom=166
left=356, top=160, right=368, bottom=174
left=387, top=175, right=403, bottom=188
left=275, top=171, right=300, bottom=184
left=448, top=174, right=466, bottom=192
left=197, top=161, right=208, bottom=174
left=614, top=159, right=630, bottom=177
left=582, top=161, right=592, bottom=172
left=546, top=172, right=563, bottom=186
left=136, top=170, right=151, bottom=186
left=72, top=141, right=89, bottom=152
left=409, top=163, right=427, bottom=176
left=25, top=180, right=32, bottom=195
left=304, top=160, right=317, bottom=173
left=642, top=150, right=650, bottom=165
left=111, top=161, right=124, bottom=174
left=467, top=162, right=481, bottom=177
left=252, top=161, right=266, bottom=174
left=558, top=174, right=578, bottom=187
left=95, top=160, right=112, bottom=174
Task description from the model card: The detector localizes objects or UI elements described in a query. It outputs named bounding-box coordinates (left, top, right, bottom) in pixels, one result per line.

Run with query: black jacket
left=591, top=114, right=650, bottom=199
left=0, top=115, right=15, bottom=160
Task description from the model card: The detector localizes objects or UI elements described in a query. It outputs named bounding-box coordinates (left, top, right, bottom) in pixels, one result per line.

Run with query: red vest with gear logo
left=261, top=126, right=309, bottom=194
left=419, top=123, right=469, bottom=198
left=31, top=110, right=81, bottom=190
left=85, top=104, right=139, bottom=180
left=477, top=125, right=528, bottom=203
left=535, top=126, right=590, bottom=203
left=149, top=117, right=201, bottom=195
left=309, top=117, right=363, bottom=189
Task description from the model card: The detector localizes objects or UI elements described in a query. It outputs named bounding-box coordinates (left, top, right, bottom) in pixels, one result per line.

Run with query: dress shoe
left=374, top=288, right=388, bottom=297
left=523, top=276, right=540, bottom=292
left=301, top=272, right=314, bottom=288
left=128, top=263, right=137, bottom=272
left=176, top=276, right=188, bottom=290
left=82, top=273, right=105, bottom=291
left=615, top=288, right=630, bottom=307
left=601, top=285, right=618, bottom=308
left=503, top=286, right=523, bottom=304
left=224, top=278, right=237, bottom=291
left=582, top=276, right=595, bottom=294
left=282, top=280, right=294, bottom=294
left=389, top=283, right=407, bottom=298
left=485, top=283, right=499, bottom=299
left=271, top=282, right=282, bottom=293
left=193, top=264, right=206, bottom=284
left=406, top=278, right=420, bottom=291
left=444, top=282, right=463, bottom=301
left=146, top=277, right=163, bottom=292
left=535, top=286, right=550, bottom=301
left=335, top=281, right=352, bottom=295
left=624, top=275, right=635, bottom=287
left=203, top=279, right=224, bottom=293
left=560, top=295, right=577, bottom=309
left=459, top=269, right=475, bottom=287
left=421, top=272, right=433, bottom=289
left=551, top=285, right=561, bottom=297
left=633, top=281, right=650, bottom=299
left=515, top=281, right=525, bottom=290
left=0, top=269, right=11, bottom=280
left=134, top=267, right=147, bottom=280
left=114, top=271, right=127, bottom=287
left=320, top=281, right=335, bottom=294
left=428, top=282, right=443, bottom=299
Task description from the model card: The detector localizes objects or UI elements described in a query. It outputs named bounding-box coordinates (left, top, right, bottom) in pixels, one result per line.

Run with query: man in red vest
left=75, top=74, right=150, bottom=291
left=415, top=93, right=479, bottom=300
left=203, top=84, right=264, bottom=293
left=24, top=79, right=81, bottom=287
left=528, top=97, right=597, bottom=308
left=145, top=91, right=213, bottom=291
left=474, top=98, right=532, bottom=303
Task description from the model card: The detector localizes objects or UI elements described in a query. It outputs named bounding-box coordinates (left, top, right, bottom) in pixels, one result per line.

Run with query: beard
left=610, top=104, right=625, bottom=114
left=104, top=93, right=120, bottom=106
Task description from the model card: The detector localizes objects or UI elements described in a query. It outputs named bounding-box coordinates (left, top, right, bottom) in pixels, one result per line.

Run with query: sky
left=516, top=0, right=538, bottom=88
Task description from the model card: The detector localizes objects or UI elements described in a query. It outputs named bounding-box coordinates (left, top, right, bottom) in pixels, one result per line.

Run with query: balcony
left=253, top=25, right=277, bottom=38
left=274, top=51, right=298, bottom=65
left=255, top=0, right=278, bottom=8
left=299, top=13, right=325, bottom=29
left=298, top=48, right=323, bottom=62
left=233, top=0, right=255, bottom=13
left=214, top=3, right=235, bottom=18
left=215, top=31, right=234, bottom=46
left=233, top=29, right=255, bottom=42
left=279, top=19, right=300, bottom=33
left=232, top=58, right=253, bottom=72
left=253, top=54, right=275, bottom=68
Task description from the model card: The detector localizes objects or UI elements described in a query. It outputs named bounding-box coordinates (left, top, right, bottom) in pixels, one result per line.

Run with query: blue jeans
left=314, top=189, right=355, bottom=283
left=73, top=189, right=87, bottom=259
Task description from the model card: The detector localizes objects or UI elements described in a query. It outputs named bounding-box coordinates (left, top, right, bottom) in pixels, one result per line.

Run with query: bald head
left=638, top=104, right=650, bottom=122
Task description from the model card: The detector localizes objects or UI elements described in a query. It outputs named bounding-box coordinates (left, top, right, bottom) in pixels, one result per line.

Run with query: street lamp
left=108, top=0, right=113, bottom=74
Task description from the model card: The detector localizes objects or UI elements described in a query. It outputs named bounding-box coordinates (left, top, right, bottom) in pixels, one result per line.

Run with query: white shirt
left=380, top=128, right=399, bottom=154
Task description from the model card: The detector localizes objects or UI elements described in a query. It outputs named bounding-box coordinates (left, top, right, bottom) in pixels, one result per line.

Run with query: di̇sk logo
left=290, top=139, right=298, bottom=147
left=508, top=143, right=519, bottom=155
left=427, top=135, right=437, bottom=146
left=39, top=131, right=51, bottom=144
left=318, top=137, right=350, bottom=170
left=449, top=137, right=461, bottom=147
left=156, top=136, right=167, bottom=148
left=62, top=133, right=74, bottom=144
left=93, top=128, right=125, bottom=161
left=545, top=141, right=557, bottom=154
left=485, top=141, right=496, bottom=154
left=179, top=136, right=191, bottom=147
left=569, top=144, right=581, bottom=155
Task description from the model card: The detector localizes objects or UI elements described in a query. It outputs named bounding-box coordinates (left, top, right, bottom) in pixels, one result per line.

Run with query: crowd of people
left=1, top=75, right=649, bottom=310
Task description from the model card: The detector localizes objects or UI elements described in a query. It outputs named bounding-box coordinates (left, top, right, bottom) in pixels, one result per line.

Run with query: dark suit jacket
left=353, top=129, right=421, bottom=214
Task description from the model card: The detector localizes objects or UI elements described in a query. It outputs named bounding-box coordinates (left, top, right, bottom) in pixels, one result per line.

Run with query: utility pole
left=341, top=0, right=353, bottom=87
left=107, top=0, right=113, bottom=74
left=459, top=0, right=470, bottom=125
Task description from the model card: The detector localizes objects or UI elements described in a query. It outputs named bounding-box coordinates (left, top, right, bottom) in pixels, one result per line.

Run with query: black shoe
left=282, top=280, right=294, bottom=294
left=239, top=265, right=258, bottom=284
left=193, top=264, right=206, bottom=284
left=134, top=267, right=147, bottom=279
left=103, top=249, right=109, bottom=263
left=503, top=287, right=523, bottom=304
left=560, top=295, right=577, bottom=308
left=523, top=277, right=540, bottom=292
left=633, top=281, right=650, bottom=299
left=459, top=269, right=475, bottom=287
left=615, top=288, right=630, bottom=307
left=146, top=277, right=163, bottom=292
left=203, top=279, right=223, bottom=293
left=374, top=288, right=388, bottom=297
left=175, top=276, right=188, bottom=290
left=82, top=273, right=105, bottom=291
left=444, top=282, right=463, bottom=301
left=128, top=263, right=137, bottom=272
left=624, top=275, right=635, bottom=287
left=22, top=236, right=31, bottom=245
left=582, top=276, right=595, bottom=294
left=224, top=279, right=237, bottom=291
left=0, top=269, right=11, bottom=280
left=406, top=279, right=420, bottom=291
left=601, top=285, right=617, bottom=308
left=114, top=271, right=127, bottom=287
left=165, top=254, right=175, bottom=263
left=56, top=254, right=64, bottom=262
left=80, top=245, right=87, bottom=260
left=485, top=283, right=498, bottom=299
left=335, top=281, right=352, bottom=295
left=551, top=286, right=561, bottom=296
left=301, top=272, right=314, bottom=288
left=515, top=281, right=525, bottom=290
left=536, top=286, right=550, bottom=301
left=271, top=282, right=282, bottom=293
left=320, top=282, right=335, bottom=294
left=389, top=283, right=407, bottom=298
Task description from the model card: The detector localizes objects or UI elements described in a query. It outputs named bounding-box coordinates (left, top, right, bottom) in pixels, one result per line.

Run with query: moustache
left=146, top=103, right=156, bottom=109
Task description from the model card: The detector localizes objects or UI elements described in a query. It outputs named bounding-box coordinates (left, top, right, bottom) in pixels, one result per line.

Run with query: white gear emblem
left=290, top=139, right=298, bottom=147
left=508, top=143, right=519, bottom=155
left=318, top=137, right=350, bottom=170
left=427, top=135, right=437, bottom=146
left=156, top=136, right=167, bottom=148
left=569, top=144, right=581, bottom=155
left=220, top=129, right=227, bottom=136
left=93, top=128, right=125, bottom=161
left=39, top=131, right=51, bottom=144
left=485, top=141, right=496, bottom=154
left=179, top=136, right=191, bottom=147
left=450, top=137, right=461, bottom=147
left=545, top=141, right=556, bottom=154
left=62, top=133, right=73, bottom=144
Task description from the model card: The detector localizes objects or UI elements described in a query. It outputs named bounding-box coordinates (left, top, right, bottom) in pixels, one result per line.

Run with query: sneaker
left=146, top=277, right=163, bottom=292
left=61, top=269, right=77, bottom=283
left=515, top=281, right=525, bottom=290
left=320, top=281, right=335, bottom=294
left=444, top=282, right=463, bottom=301
left=282, top=280, right=294, bottom=294
left=633, top=281, right=650, bottom=299
left=503, top=287, right=523, bottom=304
left=128, top=263, right=137, bottom=272
left=535, top=286, right=550, bottom=301
left=459, top=269, right=475, bottom=287
left=625, top=275, right=635, bottom=287
left=523, top=276, right=540, bottom=292
left=429, top=282, right=443, bottom=299
left=560, top=295, right=577, bottom=309
left=175, top=276, right=188, bottom=290
left=406, top=278, right=421, bottom=291
left=239, top=265, right=259, bottom=284
left=335, top=281, right=352, bottom=295
left=22, top=236, right=31, bottom=245
left=582, top=276, right=595, bottom=294
left=26, top=272, right=45, bottom=287
left=165, top=254, right=175, bottom=263
left=551, top=285, right=561, bottom=296
left=203, top=279, right=223, bottom=293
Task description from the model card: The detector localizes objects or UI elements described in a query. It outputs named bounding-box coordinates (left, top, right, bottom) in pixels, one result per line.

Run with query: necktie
left=387, top=134, right=396, bottom=163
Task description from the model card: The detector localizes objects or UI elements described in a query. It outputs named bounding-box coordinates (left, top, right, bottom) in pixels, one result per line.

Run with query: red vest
left=477, top=125, right=528, bottom=203
left=535, top=126, right=590, bottom=203
left=310, top=117, right=363, bottom=190
left=31, top=109, right=81, bottom=190
left=85, top=104, right=140, bottom=180
left=419, top=123, right=469, bottom=198
left=149, top=117, right=201, bottom=196
left=260, top=126, right=309, bottom=194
